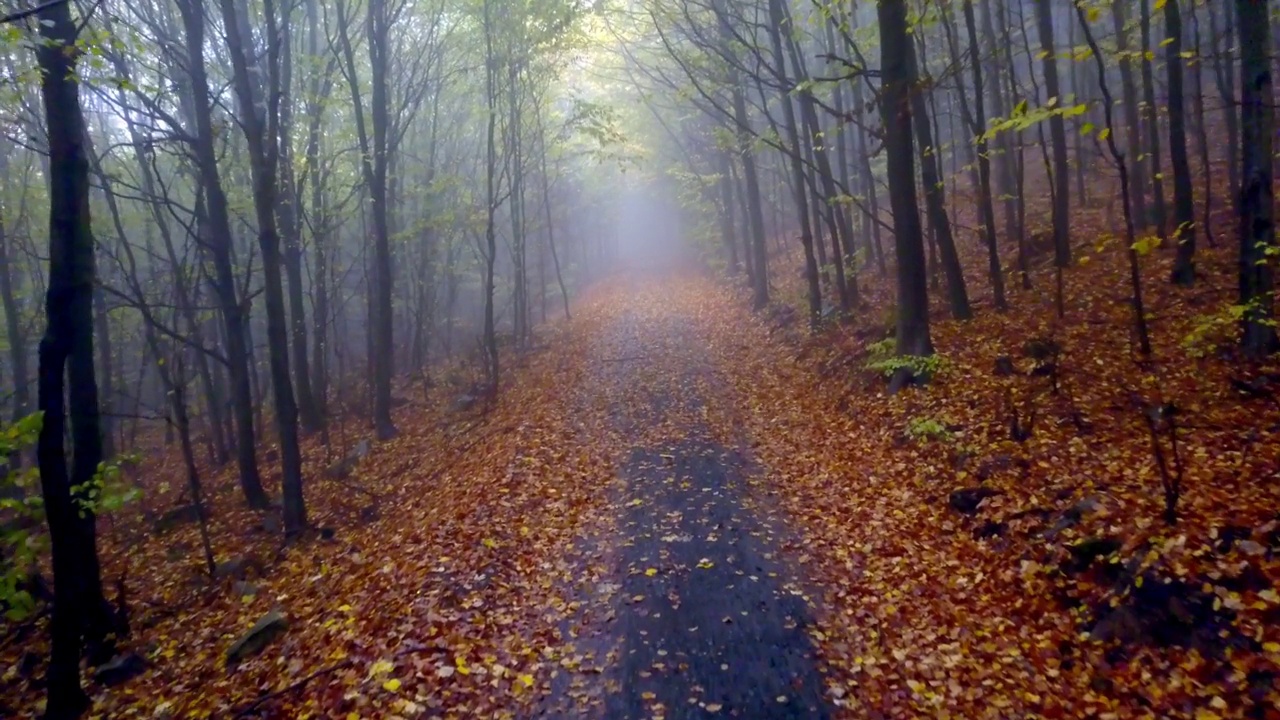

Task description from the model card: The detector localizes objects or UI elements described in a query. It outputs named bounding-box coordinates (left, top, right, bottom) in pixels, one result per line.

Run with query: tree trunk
left=0, top=203, right=31, bottom=442
left=963, top=0, right=1006, bottom=311
left=175, top=0, right=268, bottom=509
left=35, top=3, right=116, bottom=714
left=1113, top=0, right=1150, bottom=229
left=217, top=0, right=307, bottom=536
left=1074, top=2, right=1152, bottom=356
left=1237, top=0, right=1277, bottom=356
left=1187, top=0, right=1213, bottom=247
left=980, top=0, right=1021, bottom=287
left=907, top=40, right=971, bottom=320
left=336, top=0, right=396, bottom=434
left=276, top=16, right=321, bottom=432
left=879, top=0, right=934, bottom=392
left=1166, top=0, right=1197, bottom=285
left=718, top=151, right=740, bottom=273
left=999, top=0, right=1031, bottom=289
left=1034, top=0, right=1072, bottom=275
left=1140, top=0, right=1169, bottom=238
left=1210, top=2, right=1240, bottom=206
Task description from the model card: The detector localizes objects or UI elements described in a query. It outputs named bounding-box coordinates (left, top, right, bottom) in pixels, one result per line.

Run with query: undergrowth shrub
left=1, top=413, right=140, bottom=621
left=864, top=338, right=949, bottom=380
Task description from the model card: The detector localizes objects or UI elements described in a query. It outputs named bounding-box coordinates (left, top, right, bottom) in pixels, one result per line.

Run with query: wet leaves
left=6, top=240, right=1278, bottom=718
left=712, top=237, right=1280, bottom=717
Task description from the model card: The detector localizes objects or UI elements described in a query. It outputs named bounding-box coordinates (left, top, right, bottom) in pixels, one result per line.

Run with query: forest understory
left=2, top=0, right=1278, bottom=717
left=4, top=208, right=1280, bottom=718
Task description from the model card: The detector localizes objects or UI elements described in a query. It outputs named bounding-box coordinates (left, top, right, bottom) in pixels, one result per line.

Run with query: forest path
left=542, top=278, right=829, bottom=719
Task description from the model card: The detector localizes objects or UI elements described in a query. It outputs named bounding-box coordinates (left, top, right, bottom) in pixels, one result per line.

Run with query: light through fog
left=610, top=175, right=687, bottom=272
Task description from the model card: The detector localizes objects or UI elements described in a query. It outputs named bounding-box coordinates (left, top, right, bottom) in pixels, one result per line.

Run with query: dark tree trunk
left=1237, top=0, right=1277, bottom=356
left=906, top=41, right=971, bottom=320
left=999, top=0, right=1031, bottom=289
left=962, top=0, right=1006, bottom=311
left=176, top=0, right=268, bottom=509
left=1074, top=2, right=1152, bottom=356
left=336, top=0, right=396, bottom=431
left=980, top=0, right=1020, bottom=287
left=1034, top=0, right=1072, bottom=277
left=35, top=3, right=116, bottom=714
left=1113, top=0, right=1150, bottom=229
left=1166, top=0, right=1197, bottom=285
left=764, top=0, right=820, bottom=326
left=276, top=16, right=321, bottom=432
left=367, top=0, right=396, bottom=435
left=218, top=0, right=308, bottom=536
left=879, top=0, right=934, bottom=392
left=1140, top=0, right=1169, bottom=238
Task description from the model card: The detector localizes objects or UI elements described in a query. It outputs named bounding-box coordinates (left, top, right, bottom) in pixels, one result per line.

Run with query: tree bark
left=1113, top=0, right=1149, bottom=229
left=1237, top=0, right=1277, bottom=356
left=1140, top=0, right=1169, bottom=238
left=276, top=14, right=321, bottom=432
left=217, top=0, right=308, bottom=535
left=879, top=0, right=934, bottom=392
left=906, top=37, right=971, bottom=320
left=1034, top=0, right=1072, bottom=271
left=1166, top=0, right=1197, bottom=285
left=175, top=0, right=268, bottom=509
left=35, top=2, right=115, bottom=713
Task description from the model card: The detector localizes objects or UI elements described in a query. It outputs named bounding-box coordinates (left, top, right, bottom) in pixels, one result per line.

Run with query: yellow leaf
left=337, top=604, right=352, bottom=613
left=347, top=714, right=360, bottom=720
left=1098, top=127, right=1111, bottom=141
left=369, top=659, right=394, bottom=677
left=645, top=567, right=657, bottom=576
left=697, top=559, right=714, bottom=569
left=482, top=538, right=497, bottom=549
left=519, top=673, right=535, bottom=688
left=382, top=678, right=401, bottom=693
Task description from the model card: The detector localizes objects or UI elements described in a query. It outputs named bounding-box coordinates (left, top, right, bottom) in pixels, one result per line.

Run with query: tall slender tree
left=1033, top=0, right=1071, bottom=316
left=1237, top=0, right=1277, bottom=356
left=879, top=0, right=933, bottom=392
left=1165, top=0, right=1196, bottom=285
left=32, top=1, right=116, bottom=714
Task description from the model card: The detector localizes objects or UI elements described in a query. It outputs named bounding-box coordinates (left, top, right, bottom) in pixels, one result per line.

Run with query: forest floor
left=4, top=231, right=1280, bottom=719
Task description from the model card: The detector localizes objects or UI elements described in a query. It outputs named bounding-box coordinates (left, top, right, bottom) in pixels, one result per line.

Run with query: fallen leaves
left=703, top=228, right=1280, bottom=717
left=5, top=230, right=1278, bottom=718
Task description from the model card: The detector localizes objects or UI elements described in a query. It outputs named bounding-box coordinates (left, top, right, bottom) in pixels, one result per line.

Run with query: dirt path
left=545, top=292, right=829, bottom=718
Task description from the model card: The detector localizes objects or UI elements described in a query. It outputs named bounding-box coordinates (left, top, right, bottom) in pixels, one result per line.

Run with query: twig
left=320, top=474, right=383, bottom=501
left=230, top=659, right=355, bottom=717
left=229, top=642, right=451, bottom=717
left=0, top=0, right=70, bottom=24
